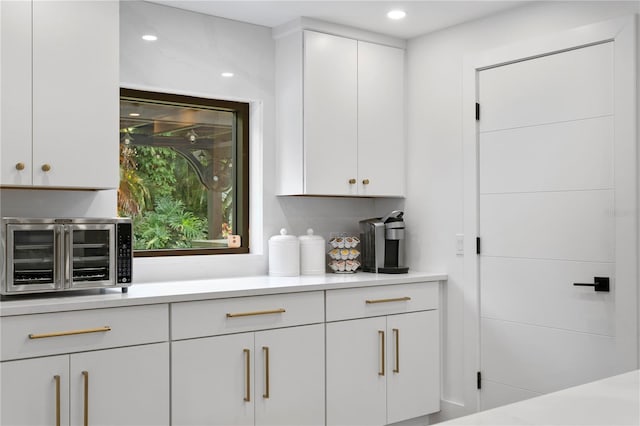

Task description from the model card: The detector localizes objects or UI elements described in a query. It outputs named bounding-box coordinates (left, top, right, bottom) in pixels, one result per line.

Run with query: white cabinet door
left=326, top=317, right=387, bottom=426
left=386, top=311, right=440, bottom=423
left=357, top=41, right=405, bottom=197
left=303, top=31, right=358, bottom=195
left=0, top=0, right=33, bottom=186
left=255, top=324, right=325, bottom=426
left=0, top=355, right=69, bottom=426
left=70, top=343, right=169, bottom=426
left=31, top=0, right=119, bottom=189
left=172, top=333, right=255, bottom=426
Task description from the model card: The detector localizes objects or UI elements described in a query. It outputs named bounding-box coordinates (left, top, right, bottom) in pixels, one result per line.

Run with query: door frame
left=462, top=15, right=638, bottom=413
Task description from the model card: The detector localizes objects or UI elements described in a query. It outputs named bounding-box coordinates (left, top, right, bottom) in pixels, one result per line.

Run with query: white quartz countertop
left=0, top=271, right=446, bottom=316
left=438, top=370, right=640, bottom=426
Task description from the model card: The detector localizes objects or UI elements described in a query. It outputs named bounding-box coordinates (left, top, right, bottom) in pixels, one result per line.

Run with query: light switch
left=456, top=234, right=464, bottom=256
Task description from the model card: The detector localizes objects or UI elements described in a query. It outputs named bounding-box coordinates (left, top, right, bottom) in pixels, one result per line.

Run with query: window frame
left=120, top=88, right=250, bottom=257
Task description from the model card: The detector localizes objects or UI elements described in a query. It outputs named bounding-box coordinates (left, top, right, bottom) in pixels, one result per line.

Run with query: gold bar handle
left=29, top=326, right=111, bottom=339
left=365, top=297, right=411, bottom=305
left=393, top=328, right=400, bottom=373
left=226, top=308, right=286, bottom=318
left=243, top=349, right=251, bottom=402
left=378, top=330, right=385, bottom=376
left=262, top=346, right=270, bottom=399
left=54, top=375, right=61, bottom=426
left=82, top=371, right=89, bottom=426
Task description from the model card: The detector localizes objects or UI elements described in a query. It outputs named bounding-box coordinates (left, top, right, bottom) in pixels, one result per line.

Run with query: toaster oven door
left=5, top=224, right=63, bottom=293
left=66, top=224, right=116, bottom=289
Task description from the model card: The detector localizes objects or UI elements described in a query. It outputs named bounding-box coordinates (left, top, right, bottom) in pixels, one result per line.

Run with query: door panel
left=172, top=334, right=254, bottom=426
left=71, top=343, right=169, bottom=426
left=482, top=257, right=614, bottom=335
left=480, top=190, right=614, bottom=262
left=480, top=380, right=541, bottom=411
left=479, top=42, right=613, bottom=132
left=326, top=317, right=386, bottom=426
left=480, top=116, right=613, bottom=194
left=482, top=318, right=616, bottom=396
left=386, top=311, right=440, bottom=424
left=357, top=41, right=405, bottom=196
left=0, top=355, right=69, bottom=426
left=255, top=324, right=325, bottom=426
left=303, top=30, right=357, bottom=195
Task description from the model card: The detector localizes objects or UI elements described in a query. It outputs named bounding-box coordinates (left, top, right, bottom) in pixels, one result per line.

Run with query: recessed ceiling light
left=142, top=34, right=158, bottom=41
left=128, top=112, right=140, bottom=117
left=221, top=72, right=234, bottom=78
left=387, top=10, right=406, bottom=20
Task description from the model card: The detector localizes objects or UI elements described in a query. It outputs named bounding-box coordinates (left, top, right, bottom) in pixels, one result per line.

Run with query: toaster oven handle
left=63, top=225, right=71, bottom=286
left=54, top=226, right=66, bottom=288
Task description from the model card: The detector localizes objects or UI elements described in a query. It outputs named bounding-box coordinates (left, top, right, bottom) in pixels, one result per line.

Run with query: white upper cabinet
left=276, top=29, right=405, bottom=197
left=0, top=0, right=119, bottom=189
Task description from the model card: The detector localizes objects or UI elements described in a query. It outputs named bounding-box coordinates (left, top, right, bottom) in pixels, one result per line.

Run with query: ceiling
left=149, top=0, right=529, bottom=39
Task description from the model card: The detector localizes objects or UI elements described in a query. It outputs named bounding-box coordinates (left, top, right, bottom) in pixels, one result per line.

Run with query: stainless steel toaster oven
left=1, top=217, right=132, bottom=295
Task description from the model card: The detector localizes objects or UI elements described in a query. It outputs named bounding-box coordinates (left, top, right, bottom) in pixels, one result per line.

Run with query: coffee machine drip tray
left=378, top=266, right=410, bottom=274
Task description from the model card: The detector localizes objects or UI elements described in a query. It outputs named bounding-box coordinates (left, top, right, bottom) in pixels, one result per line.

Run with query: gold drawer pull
left=378, top=330, right=385, bottom=376
left=262, top=346, right=270, bottom=399
left=365, top=297, right=411, bottom=305
left=28, top=326, right=112, bottom=339
left=243, top=349, right=251, bottom=402
left=393, top=328, right=400, bottom=373
left=226, top=308, right=286, bottom=318
left=54, top=375, right=61, bottom=426
left=82, top=371, right=89, bottom=426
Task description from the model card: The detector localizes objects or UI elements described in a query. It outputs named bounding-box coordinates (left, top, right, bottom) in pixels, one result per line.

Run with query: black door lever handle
left=573, top=277, right=610, bottom=292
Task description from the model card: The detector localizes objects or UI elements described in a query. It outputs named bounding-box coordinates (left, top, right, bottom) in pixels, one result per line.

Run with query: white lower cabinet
left=0, top=343, right=169, bottom=426
left=172, top=324, right=325, bottom=426
left=0, top=304, right=170, bottom=426
left=171, top=291, right=326, bottom=426
left=326, top=283, right=440, bottom=426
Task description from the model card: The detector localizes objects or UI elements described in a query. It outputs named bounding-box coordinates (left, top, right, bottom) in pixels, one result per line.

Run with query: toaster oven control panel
left=117, top=222, right=133, bottom=284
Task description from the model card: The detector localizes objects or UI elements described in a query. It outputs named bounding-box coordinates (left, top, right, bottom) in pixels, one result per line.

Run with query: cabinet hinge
left=475, top=103, right=480, bottom=121
left=476, top=237, right=481, bottom=255
left=477, top=371, right=482, bottom=390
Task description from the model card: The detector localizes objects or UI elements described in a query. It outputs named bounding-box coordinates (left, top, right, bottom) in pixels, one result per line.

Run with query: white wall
left=118, top=1, right=379, bottom=281
left=405, top=1, right=639, bottom=420
left=1, top=1, right=379, bottom=281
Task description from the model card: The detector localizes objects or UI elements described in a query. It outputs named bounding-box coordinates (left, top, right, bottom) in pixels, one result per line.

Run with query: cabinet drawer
left=326, top=282, right=438, bottom=322
left=0, top=304, right=168, bottom=361
left=171, top=291, right=324, bottom=340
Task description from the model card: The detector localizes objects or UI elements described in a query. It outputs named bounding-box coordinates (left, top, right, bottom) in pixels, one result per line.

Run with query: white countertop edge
left=0, top=272, right=446, bottom=316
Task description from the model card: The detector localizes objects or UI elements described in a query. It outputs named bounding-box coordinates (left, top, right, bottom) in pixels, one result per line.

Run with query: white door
left=477, top=41, right=636, bottom=409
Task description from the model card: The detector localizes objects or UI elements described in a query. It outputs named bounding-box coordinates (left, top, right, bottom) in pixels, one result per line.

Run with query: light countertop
left=0, top=271, right=446, bottom=316
left=439, top=370, right=640, bottom=426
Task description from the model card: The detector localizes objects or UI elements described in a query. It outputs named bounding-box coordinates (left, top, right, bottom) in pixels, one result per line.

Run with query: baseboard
left=427, top=399, right=470, bottom=424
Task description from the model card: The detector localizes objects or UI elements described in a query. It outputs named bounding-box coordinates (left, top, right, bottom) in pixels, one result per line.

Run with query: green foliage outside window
left=119, top=144, right=213, bottom=250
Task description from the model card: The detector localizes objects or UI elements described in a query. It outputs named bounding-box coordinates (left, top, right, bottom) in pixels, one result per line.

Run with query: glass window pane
left=119, top=89, right=248, bottom=255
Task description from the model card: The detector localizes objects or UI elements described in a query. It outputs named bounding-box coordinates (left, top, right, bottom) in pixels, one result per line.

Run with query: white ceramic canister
left=298, top=228, right=326, bottom=275
left=268, top=228, right=300, bottom=276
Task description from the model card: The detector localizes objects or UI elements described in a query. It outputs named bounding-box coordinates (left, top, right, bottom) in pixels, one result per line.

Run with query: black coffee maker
left=359, top=210, right=409, bottom=274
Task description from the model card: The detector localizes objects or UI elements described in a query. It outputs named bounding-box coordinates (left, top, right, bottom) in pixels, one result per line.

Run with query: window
left=119, top=88, right=249, bottom=256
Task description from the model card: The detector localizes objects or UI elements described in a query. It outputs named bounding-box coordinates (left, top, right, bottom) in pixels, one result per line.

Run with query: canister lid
left=269, top=228, right=298, bottom=243
left=298, top=228, right=324, bottom=242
